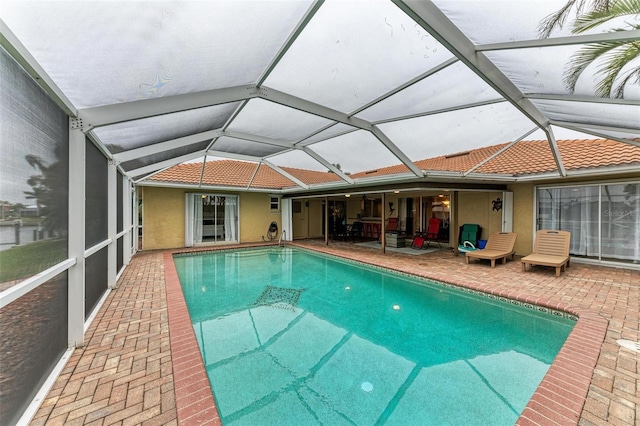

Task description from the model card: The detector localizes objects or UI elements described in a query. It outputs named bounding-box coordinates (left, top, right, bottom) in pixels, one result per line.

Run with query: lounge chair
left=465, top=232, right=517, bottom=267
left=521, top=230, right=571, bottom=277
left=424, top=218, right=441, bottom=248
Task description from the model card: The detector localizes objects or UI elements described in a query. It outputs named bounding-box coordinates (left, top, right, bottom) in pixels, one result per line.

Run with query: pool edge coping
left=164, top=243, right=607, bottom=426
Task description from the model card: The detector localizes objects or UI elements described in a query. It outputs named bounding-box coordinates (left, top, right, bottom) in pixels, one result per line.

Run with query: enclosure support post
left=381, top=192, right=386, bottom=254
left=453, top=191, right=460, bottom=256
left=324, top=197, right=328, bottom=245
left=107, top=162, right=117, bottom=289
left=123, top=177, right=133, bottom=265
left=68, top=124, right=86, bottom=347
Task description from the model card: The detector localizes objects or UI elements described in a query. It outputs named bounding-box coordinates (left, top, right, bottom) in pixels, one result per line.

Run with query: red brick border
left=164, top=252, right=221, bottom=426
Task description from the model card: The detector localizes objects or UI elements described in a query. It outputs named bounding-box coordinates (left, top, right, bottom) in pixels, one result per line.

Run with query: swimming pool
left=174, top=247, right=575, bottom=425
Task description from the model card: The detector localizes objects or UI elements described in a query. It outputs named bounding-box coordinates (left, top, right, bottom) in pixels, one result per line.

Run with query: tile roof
left=348, top=144, right=510, bottom=178
left=478, top=139, right=640, bottom=176
left=148, top=139, right=640, bottom=189
left=284, top=166, right=343, bottom=185
left=150, top=160, right=342, bottom=189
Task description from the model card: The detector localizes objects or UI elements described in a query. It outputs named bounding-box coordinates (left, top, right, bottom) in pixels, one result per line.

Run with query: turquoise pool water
left=174, top=247, right=574, bottom=425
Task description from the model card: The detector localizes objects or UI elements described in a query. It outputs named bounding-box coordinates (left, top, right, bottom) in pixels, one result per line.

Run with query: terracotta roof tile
left=151, top=162, right=202, bottom=185
left=150, top=160, right=343, bottom=189
left=280, top=166, right=343, bottom=185
left=349, top=164, right=410, bottom=179
left=148, top=139, right=640, bottom=189
left=477, top=139, right=640, bottom=175
left=349, top=144, right=509, bottom=178
left=417, top=144, right=510, bottom=173
left=151, top=160, right=294, bottom=189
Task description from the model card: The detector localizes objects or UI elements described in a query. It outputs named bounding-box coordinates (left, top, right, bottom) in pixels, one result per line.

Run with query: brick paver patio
left=31, top=240, right=639, bottom=425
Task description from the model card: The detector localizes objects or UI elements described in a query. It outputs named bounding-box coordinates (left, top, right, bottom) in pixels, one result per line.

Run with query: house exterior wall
left=240, top=192, right=281, bottom=242
left=308, top=199, right=324, bottom=238
left=142, top=176, right=634, bottom=259
left=142, top=187, right=277, bottom=250
left=457, top=191, right=504, bottom=243
left=142, top=187, right=185, bottom=250
left=508, top=183, right=535, bottom=256
left=346, top=198, right=361, bottom=223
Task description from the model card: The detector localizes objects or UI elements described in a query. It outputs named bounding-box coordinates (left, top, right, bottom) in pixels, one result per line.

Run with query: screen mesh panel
left=264, top=1, right=453, bottom=112
left=120, top=140, right=211, bottom=172
left=311, top=130, right=406, bottom=174
left=485, top=48, right=640, bottom=100
left=117, top=237, right=124, bottom=274
left=356, top=62, right=502, bottom=123
left=433, top=0, right=575, bottom=44
left=267, top=150, right=330, bottom=172
left=298, top=123, right=358, bottom=146
left=227, top=99, right=333, bottom=142
left=556, top=126, right=640, bottom=142
left=378, top=102, right=537, bottom=160
left=0, top=272, right=68, bottom=425
left=0, top=48, right=69, bottom=288
left=85, top=246, right=108, bottom=319
left=97, top=103, right=239, bottom=154
left=211, top=137, right=287, bottom=158
left=85, top=140, right=108, bottom=248
left=531, top=100, right=640, bottom=130
left=2, top=2, right=314, bottom=108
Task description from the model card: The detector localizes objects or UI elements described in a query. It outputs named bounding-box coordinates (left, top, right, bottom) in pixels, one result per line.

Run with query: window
left=270, top=196, right=280, bottom=212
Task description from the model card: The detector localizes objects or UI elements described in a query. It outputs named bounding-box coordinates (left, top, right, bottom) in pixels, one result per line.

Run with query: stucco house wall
left=508, top=183, right=535, bottom=256
left=239, top=192, right=281, bottom=242
left=457, top=191, right=504, bottom=242
left=142, top=187, right=278, bottom=250
left=142, top=187, right=185, bottom=250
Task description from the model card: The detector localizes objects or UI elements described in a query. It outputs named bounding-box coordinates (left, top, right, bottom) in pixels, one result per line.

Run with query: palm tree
left=538, top=0, right=640, bottom=98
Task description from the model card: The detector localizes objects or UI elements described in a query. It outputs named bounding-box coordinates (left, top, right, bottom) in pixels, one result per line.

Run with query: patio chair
left=521, top=230, right=571, bottom=277
left=465, top=232, right=518, bottom=267
left=424, top=217, right=442, bottom=248
left=410, top=232, right=425, bottom=249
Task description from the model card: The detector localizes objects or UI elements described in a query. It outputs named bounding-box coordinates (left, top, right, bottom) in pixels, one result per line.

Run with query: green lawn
left=0, top=239, right=67, bottom=283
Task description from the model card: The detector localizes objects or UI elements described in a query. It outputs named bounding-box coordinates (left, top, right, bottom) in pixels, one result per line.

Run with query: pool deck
left=31, top=240, right=639, bottom=425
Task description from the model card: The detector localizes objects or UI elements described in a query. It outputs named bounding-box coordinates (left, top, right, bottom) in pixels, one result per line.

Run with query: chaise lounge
left=465, top=232, right=517, bottom=267
left=521, top=230, right=571, bottom=277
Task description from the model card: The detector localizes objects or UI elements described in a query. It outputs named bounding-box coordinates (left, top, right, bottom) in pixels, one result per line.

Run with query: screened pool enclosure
left=1, top=0, right=639, bottom=424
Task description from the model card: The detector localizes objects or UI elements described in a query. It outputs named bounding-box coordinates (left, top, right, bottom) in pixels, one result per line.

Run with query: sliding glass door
left=601, top=183, right=640, bottom=262
left=537, top=182, right=639, bottom=265
left=186, top=193, right=238, bottom=246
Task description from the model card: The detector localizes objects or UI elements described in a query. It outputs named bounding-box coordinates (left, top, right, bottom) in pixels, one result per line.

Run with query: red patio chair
left=424, top=218, right=442, bottom=248
left=410, top=232, right=425, bottom=249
